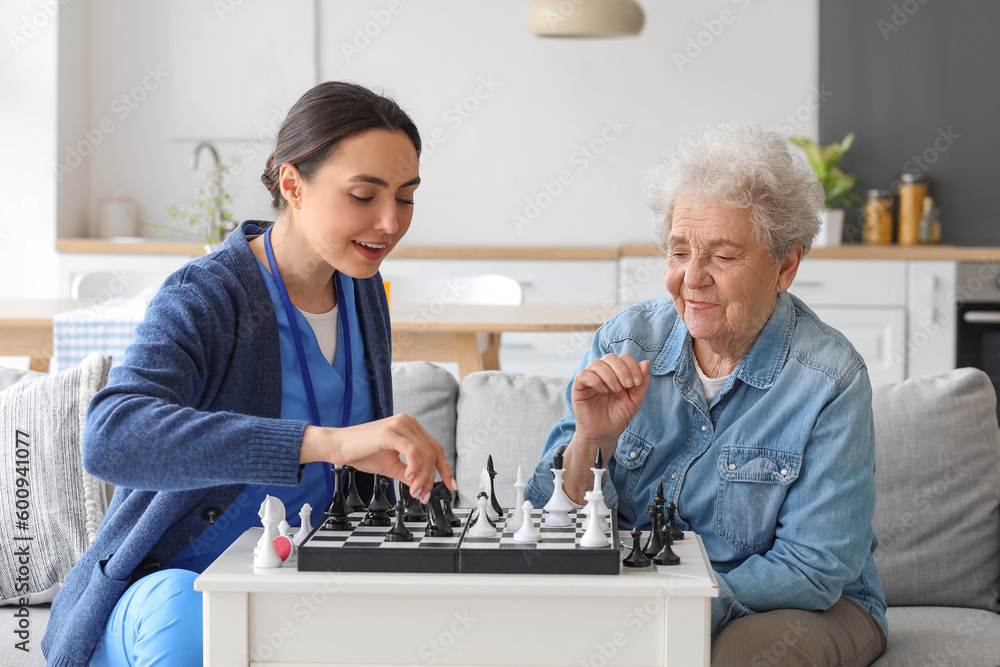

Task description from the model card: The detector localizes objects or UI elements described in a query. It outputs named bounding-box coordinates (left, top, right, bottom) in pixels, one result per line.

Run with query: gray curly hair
left=646, top=123, right=825, bottom=262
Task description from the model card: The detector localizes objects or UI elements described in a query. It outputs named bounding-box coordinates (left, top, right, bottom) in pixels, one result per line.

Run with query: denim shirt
left=524, top=291, right=888, bottom=638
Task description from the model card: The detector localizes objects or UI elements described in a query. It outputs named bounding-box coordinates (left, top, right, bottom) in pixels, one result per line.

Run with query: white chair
left=384, top=273, right=524, bottom=373
left=71, top=271, right=169, bottom=300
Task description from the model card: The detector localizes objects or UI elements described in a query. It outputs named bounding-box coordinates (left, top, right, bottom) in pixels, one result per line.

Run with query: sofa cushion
left=873, top=606, right=1000, bottom=666
left=455, top=372, right=569, bottom=507
left=871, top=368, right=1000, bottom=610
left=0, top=353, right=112, bottom=605
left=392, top=362, right=459, bottom=475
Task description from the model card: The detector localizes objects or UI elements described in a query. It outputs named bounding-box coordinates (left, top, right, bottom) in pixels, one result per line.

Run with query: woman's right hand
left=571, top=353, right=651, bottom=445
left=300, top=414, right=455, bottom=503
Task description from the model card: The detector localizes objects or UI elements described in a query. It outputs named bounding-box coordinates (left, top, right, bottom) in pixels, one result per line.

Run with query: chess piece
left=508, top=465, right=527, bottom=531
left=665, top=502, right=684, bottom=541
left=479, top=467, right=501, bottom=522
left=487, top=455, right=504, bottom=520
left=468, top=493, right=498, bottom=538
left=443, top=490, right=462, bottom=527
left=623, top=526, right=652, bottom=568
left=254, top=496, right=283, bottom=568
left=385, top=498, right=414, bottom=542
left=361, top=476, right=392, bottom=527
left=344, top=465, right=365, bottom=512
left=641, top=504, right=664, bottom=558
left=425, top=481, right=455, bottom=537
left=513, top=500, right=541, bottom=543
left=293, top=503, right=313, bottom=546
left=544, top=448, right=574, bottom=527
left=653, top=530, right=681, bottom=566
left=324, top=465, right=353, bottom=531
left=582, top=490, right=608, bottom=534
left=580, top=489, right=610, bottom=548
left=255, top=495, right=285, bottom=555
left=591, top=450, right=611, bottom=518
left=400, top=483, right=427, bottom=522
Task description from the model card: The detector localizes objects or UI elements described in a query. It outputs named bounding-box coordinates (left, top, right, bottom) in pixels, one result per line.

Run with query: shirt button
left=728, top=463, right=737, bottom=471
left=780, top=468, right=788, bottom=476
left=678, top=376, right=687, bottom=383
left=203, top=508, right=220, bottom=524
left=701, top=425, right=708, bottom=432
left=629, top=451, right=637, bottom=459
left=670, top=472, right=678, bottom=479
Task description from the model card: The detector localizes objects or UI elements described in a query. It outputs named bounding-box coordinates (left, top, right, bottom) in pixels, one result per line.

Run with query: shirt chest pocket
left=715, top=446, right=801, bottom=554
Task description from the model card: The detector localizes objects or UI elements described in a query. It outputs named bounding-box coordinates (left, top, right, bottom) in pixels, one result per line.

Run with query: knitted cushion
left=871, top=368, right=1000, bottom=610
left=0, top=353, right=112, bottom=605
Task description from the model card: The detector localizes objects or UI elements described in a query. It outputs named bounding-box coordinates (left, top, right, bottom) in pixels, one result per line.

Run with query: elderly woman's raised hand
left=572, top=353, right=651, bottom=444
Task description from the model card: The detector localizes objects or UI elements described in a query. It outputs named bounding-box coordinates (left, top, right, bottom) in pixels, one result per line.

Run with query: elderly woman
left=524, top=124, right=887, bottom=666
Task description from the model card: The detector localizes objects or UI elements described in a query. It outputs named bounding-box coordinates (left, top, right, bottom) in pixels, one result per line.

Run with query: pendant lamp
left=527, top=0, right=645, bottom=37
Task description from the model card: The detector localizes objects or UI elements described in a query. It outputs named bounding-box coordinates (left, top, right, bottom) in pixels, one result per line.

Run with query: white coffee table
left=195, top=528, right=718, bottom=666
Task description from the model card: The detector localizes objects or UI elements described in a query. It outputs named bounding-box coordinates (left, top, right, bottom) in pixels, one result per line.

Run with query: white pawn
left=468, top=493, right=498, bottom=538
left=293, top=503, right=313, bottom=547
left=582, top=491, right=608, bottom=534
left=513, top=500, right=541, bottom=543
left=580, top=489, right=610, bottom=548
left=254, top=496, right=283, bottom=568
left=508, top=465, right=527, bottom=531
left=544, top=468, right=574, bottom=527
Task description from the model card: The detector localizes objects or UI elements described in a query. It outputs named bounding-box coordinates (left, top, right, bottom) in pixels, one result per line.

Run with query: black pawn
left=425, top=481, right=454, bottom=537
left=486, top=455, right=503, bottom=519
left=665, top=502, right=684, bottom=541
left=361, top=476, right=392, bottom=527
left=642, top=504, right=664, bottom=557
left=653, top=482, right=668, bottom=538
left=385, top=499, right=413, bottom=542
left=443, top=490, right=462, bottom=527
left=400, top=483, right=427, bottom=522
left=323, top=465, right=352, bottom=531
left=653, top=530, right=681, bottom=566
left=344, top=466, right=365, bottom=512
left=623, top=526, right=652, bottom=568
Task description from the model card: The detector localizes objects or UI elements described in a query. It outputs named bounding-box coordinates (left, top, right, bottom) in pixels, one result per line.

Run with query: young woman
left=41, top=82, right=455, bottom=667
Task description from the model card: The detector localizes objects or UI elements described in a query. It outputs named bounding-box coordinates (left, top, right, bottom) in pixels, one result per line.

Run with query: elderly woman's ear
left=776, top=244, right=805, bottom=293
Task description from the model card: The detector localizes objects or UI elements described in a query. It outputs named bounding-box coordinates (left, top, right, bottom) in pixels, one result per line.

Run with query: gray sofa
left=3, top=361, right=999, bottom=666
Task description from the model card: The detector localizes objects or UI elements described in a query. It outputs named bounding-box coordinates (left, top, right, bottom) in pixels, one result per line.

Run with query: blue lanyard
left=264, top=226, right=353, bottom=501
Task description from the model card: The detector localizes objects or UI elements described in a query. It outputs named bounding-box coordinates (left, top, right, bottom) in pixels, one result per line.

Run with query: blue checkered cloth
left=52, top=296, right=150, bottom=372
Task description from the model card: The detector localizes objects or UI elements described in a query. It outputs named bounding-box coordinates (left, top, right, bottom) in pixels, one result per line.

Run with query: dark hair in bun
left=261, top=82, right=421, bottom=214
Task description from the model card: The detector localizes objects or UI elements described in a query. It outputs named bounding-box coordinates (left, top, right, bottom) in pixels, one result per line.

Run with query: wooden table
left=195, top=527, right=718, bottom=667
left=0, top=299, right=100, bottom=372
left=0, top=300, right=616, bottom=376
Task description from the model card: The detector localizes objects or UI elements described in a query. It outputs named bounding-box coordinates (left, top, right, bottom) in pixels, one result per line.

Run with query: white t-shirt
left=299, top=306, right=338, bottom=365
left=693, top=356, right=730, bottom=404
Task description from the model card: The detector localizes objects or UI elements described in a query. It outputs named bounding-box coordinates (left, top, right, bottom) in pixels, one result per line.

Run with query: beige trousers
left=711, top=597, right=887, bottom=667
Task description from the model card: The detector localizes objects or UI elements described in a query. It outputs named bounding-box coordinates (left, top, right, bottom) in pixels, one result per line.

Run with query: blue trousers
left=89, top=569, right=203, bottom=666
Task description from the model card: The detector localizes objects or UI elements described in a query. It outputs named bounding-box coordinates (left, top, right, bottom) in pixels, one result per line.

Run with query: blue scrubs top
left=166, top=258, right=374, bottom=572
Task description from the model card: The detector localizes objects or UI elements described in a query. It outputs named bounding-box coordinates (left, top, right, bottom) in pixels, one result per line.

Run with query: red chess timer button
left=273, top=535, right=295, bottom=562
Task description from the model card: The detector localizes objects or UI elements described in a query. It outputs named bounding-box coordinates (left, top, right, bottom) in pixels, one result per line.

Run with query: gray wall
left=819, top=0, right=1000, bottom=245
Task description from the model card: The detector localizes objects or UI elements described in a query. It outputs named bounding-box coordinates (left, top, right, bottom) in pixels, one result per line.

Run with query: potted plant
left=788, top=133, right=859, bottom=247
left=145, top=161, right=238, bottom=254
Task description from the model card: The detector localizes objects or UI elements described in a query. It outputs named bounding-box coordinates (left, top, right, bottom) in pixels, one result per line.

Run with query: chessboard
left=459, top=508, right=620, bottom=575
left=297, top=508, right=472, bottom=574
left=298, top=507, right=619, bottom=575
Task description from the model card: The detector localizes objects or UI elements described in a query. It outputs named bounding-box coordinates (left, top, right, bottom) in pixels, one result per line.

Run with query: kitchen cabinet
left=906, top=261, right=957, bottom=379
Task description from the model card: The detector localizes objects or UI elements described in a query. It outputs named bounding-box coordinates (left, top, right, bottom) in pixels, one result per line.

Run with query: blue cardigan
left=41, top=221, right=394, bottom=667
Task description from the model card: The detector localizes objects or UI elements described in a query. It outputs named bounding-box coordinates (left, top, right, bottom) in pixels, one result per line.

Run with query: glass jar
left=863, top=189, right=894, bottom=245
left=897, top=173, right=927, bottom=246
